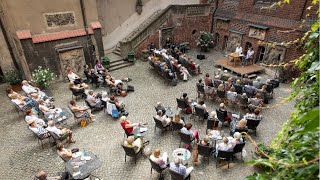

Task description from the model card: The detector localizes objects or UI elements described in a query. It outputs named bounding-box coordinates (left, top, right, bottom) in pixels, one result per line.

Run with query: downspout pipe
left=210, top=0, right=219, bottom=33
left=80, top=0, right=93, bottom=64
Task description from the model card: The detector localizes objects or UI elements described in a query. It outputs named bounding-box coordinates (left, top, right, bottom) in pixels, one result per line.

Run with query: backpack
left=112, top=109, right=119, bottom=118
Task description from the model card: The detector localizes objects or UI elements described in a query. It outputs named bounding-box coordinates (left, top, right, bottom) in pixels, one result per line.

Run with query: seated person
left=239, top=93, right=249, bottom=108
left=220, top=70, right=230, bottom=81
left=225, top=77, right=234, bottom=91
left=227, top=86, right=238, bottom=103
left=208, top=111, right=219, bottom=131
left=101, top=92, right=110, bottom=108
left=22, top=80, right=49, bottom=100
left=242, top=75, right=253, bottom=85
left=150, top=148, right=169, bottom=168
left=69, top=100, right=95, bottom=122
left=10, top=93, right=37, bottom=111
left=38, top=99, right=60, bottom=116
left=200, top=135, right=212, bottom=146
left=170, top=158, right=194, bottom=178
left=188, top=58, right=201, bottom=74
left=180, top=93, right=191, bottom=107
left=172, top=113, right=185, bottom=126
left=35, top=170, right=69, bottom=180
left=195, top=100, right=209, bottom=119
left=213, top=75, right=223, bottom=88
left=94, top=60, right=105, bottom=74
left=67, top=67, right=82, bottom=85
left=6, top=88, right=25, bottom=99
left=25, top=110, right=46, bottom=127
left=69, top=82, right=87, bottom=98
left=56, top=143, right=73, bottom=162
left=155, top=102, right=166, bottom=114
left=163, top=65, right=176, bottom=79
left=180, top=123, right=199, bottom=141
left=216, top=137, right=233, bottom=152
left=86, top=90, right=102, bottom=108
left=120, top=116, right=140, bottom=135
left=217, top=83, right=225, bottom=91
left=243, top=47, right=254, bottom=66
left=204, top=73, right=213, bottom=87
left=248, top=93, right=263, bottom=110
left=109, top=96, right=125, bottom=112
left=253, top=76, right=262, bottom=89
left=244, top=83, right=257, bottom=96
left=155, top=110, right=171, bottom=127
left=123, top=136, right=143, bottom=153
left=230, top=132, right=244, bottom=147
left=27, top=119, right=49, bottom=138
left=218, top=103, right=231, bottom=121
left=244, top=108, right=262, bottom=121
left=46, top=120, right=75, bottom=143
left=231, top=119, right=248, bottom=135
left=179, top=65, right=191, bottom=81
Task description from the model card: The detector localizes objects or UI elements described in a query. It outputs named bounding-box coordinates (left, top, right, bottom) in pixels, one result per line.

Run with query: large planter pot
left=11, top=84, right=22, bottom=92
left=136, top=5, right=142, bottom=15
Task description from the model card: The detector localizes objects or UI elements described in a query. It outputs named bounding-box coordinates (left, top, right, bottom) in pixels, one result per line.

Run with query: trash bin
left=128, top=51, right=135, bottom=62
left=141, top=49, right=149, bottom=61
left=101, top=56, right=110, bottom=67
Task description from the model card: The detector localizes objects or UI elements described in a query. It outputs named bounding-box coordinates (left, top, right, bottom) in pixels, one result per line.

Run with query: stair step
left=110, top=58, right=125, bottom=64
left=109, top=62, right=135, bottom=72
left=113, top=50, right=122, bottom=56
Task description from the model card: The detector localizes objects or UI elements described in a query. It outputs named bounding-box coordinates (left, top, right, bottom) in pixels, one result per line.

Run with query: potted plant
left=196, top=31, right=214, bottom=52
left=1, top=70, right=23, bottom=91
left=31, top=66, right=55, bottom=90
left=136, top=0, right=143, bottom=15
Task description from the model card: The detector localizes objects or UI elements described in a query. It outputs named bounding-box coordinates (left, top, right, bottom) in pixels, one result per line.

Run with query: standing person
left=243, top=47, right=254, bottom=66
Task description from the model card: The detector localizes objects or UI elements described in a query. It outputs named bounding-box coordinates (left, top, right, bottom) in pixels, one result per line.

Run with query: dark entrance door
left=0, top=66, right=4, bottom=83
left=256, top=46, right=266, bottom=63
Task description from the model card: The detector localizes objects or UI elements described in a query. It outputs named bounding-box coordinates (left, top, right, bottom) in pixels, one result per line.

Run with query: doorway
left=215, top=33, right=220, bottom=49
left=223, top=36, right=228, bottom=50
left=256, top=46, right=265, bottom=63
left=0, top=66, right=3, bottom=83
left=244, top=42, right=252, bottom=55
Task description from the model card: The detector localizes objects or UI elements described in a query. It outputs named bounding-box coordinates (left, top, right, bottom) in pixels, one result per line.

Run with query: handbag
left=112, top=109, right=119, bottom=118
left=80, top=120, right=87, bottom=127
left=186, top=106, right=192, bottom=114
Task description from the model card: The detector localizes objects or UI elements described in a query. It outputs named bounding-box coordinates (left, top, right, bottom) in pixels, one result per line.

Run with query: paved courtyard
left=0, top=50, right=293, bottom=180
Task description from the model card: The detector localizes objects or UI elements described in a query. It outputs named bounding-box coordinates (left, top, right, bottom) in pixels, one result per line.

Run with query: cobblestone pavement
left=0, top=51, right=294, bottom=180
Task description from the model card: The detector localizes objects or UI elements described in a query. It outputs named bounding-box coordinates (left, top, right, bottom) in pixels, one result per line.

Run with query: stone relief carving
left=216, top=20, right=229, bottom=30
left=58, top=48, right=85, bottom=77
left=248, top=27, right=266, bottom=40
left=226, top=32, right=242, bottom=53
left=262, top=45, right=286, bottom=64
left=45, top=12, right=75, bottom=28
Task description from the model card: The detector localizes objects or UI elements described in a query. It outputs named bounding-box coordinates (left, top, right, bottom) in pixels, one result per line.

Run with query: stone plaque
left=248, top=27, right=266, bottom=40
left=58, top=48, right=85, bottom=77
left=45, top=11, right=75, bottom=28
left=186, top=6, right=206, bottom=16
left=216, top=20, right=229, bottom=30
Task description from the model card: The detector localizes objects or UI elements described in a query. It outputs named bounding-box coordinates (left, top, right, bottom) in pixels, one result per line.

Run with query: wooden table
left=227, top=53, right=243, bottom=67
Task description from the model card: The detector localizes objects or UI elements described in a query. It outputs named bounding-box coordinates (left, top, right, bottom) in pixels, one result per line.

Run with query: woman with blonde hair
left=173, top=113, right=185, bottom=126
left=236, top=119, right=248, bottom=129
left=123, top=136, right=143, bottom=153
left=150, top=148, right=169, bottom=168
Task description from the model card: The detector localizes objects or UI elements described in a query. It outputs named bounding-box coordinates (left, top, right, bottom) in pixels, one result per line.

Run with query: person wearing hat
left=28, top=119, right=50, bottom=138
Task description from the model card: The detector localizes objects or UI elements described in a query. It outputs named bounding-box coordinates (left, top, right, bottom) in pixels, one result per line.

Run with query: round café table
left=172, top=148, right=191, bottom=161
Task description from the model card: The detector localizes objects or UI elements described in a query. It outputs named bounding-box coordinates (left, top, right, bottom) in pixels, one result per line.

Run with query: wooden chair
left=121, top=144, right=142, bottom=164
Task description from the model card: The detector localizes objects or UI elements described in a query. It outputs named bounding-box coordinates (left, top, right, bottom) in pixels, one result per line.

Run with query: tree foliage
left=246, top=0, right=319, bottom=179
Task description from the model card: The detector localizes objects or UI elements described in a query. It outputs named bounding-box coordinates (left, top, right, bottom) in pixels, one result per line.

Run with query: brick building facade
left=212, top=0, right=317, bottom=64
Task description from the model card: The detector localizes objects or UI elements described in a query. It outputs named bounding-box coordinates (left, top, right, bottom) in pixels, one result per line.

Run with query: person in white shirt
left=155, top=110, right=171, bottom=127
left=150, top=149, right=169, bottom=168
left=46, top=120, right=75, bottom=143
left=25, top=110, right=46, bottom=127
left=28, top=119, right=49, bottom=138
left=227, top=86, right=238, bottom=103
left=235, top=44, right=243, bottom=55
left=21, top=80, right=47, bottom=100
left=243, top=48, right=254, bottom=66
left=86, top=90, right=102, bottom=108
left=216, top=137, right=233, bottom=154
